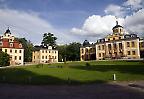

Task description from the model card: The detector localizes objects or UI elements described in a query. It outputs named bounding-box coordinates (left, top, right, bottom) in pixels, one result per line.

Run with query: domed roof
left=112, top=21, right=123, bottom=30
left=112, top=25, right=123, bottom=30
left=83, top=40, right=90, bottom=46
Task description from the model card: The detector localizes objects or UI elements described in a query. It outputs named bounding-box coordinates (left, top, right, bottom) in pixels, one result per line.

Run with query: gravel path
left=0, top=82, right=144, bottom=99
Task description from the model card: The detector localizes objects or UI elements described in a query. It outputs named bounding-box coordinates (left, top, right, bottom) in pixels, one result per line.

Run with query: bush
left=0, top=51, right=10, bottom=66
left=85, top=62, right=91, bottom=69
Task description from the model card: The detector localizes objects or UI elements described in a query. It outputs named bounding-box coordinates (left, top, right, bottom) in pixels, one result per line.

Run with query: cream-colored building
left=80, top=21, right=144, bottom=61
left=32, top=46, right=58, bottom=63
left=0, top=28, right=24, bottom=65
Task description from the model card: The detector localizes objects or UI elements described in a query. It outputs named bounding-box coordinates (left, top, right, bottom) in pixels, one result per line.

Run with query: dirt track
left=0, top=82, right=144, bottom=99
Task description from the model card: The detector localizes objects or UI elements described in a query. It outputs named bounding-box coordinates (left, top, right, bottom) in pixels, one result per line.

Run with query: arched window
left=86, top=49, right=88, bottom=53
left=82, top=49, right=84, bottom=53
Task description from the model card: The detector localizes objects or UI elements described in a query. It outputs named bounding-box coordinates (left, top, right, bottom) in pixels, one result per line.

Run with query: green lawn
left=0, top=60, right=144, bottom=85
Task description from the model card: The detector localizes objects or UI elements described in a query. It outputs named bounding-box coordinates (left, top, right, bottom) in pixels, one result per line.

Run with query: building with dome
left=0, top=28, right=24, bottom=65
left=80, top=21, right=144, bottom=61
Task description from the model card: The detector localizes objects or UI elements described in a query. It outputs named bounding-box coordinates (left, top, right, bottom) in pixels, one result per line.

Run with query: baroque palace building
left=32, top=46, right=58, bottom=63
left=0, top=28, right=24, bottom=65
left=80, top=21, right=144, bottom=61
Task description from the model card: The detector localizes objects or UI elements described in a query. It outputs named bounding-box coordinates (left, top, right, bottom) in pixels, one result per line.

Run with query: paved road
left=0, top=82, right=144, bottom=99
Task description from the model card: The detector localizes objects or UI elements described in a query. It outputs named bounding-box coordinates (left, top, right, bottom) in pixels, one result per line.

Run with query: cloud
left=0, top=8, right=73, bottom=45
left=104, top=4, right=125, bottom=17
left=0, top=8, right=55, bottom=44
left=71, top=15, right=124, bottom=37
left=125, top=9, right=144, bottom=34
left=71, top=0, right=144, bottom=40
left=123, top=0, right=143, bottom=10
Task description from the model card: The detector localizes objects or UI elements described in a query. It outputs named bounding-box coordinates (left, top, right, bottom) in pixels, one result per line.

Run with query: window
left=10, top=43, right=13, bottom=47
left=119, top=37, right=121, bottom=39
left=49, top=55, right=51, bottom=58
left=55, top=51, right=56, bottom=53
left=127, top=42, right=130, bottom=47
left=45, top=50, right=47, bottom=53
left=49, top=51, right=51, bottom=53
left=19, top=50, right=21, bottom=53
left=113, top=38, right=115, bottom=40
left=99, top=53, right=101, bottom=57
left=19, top=56, right=21, bottom=60
left=102, top=45, right=104, bottom=50
left=141, top=42, right=144, bottom=47
left=15, top=50, right=17, bottom=53
left=82, top=55, right=84, bottom=60
left=9, top=39, right=13, bottom=42
left=108, top=38, right=110, bottom=41
left=19, top=44, right=22, bottom=48
left=127, top=51, right=130, bottom=55
left=113, top=43, right=117, bottom=49
left=55, top=56, right=57, bottom=59
left=15, top=56, right=17, bottom=60
left=34, top=56, right=35, bottom=59
left=5, top=49, right=7, bottom=53
left=86, top=49, right=88, bottom=52
left=132, top=51, right=136, bottom=55
left=108, top=44, right=111, bottom=50
left=45, top=56, right=47, bottom=59
left=42, top=50, right=44, bottom=53
left=131, top=42, right=135, bottom=47
left=82, top=49, right=84, bottom=53
left=119, top=43, right=122, bottom=49
left=42, top=56, right=44, bottom=59
left=10, top=49, right=12, bottom=53
left=102, top=53, right=105, bottom=57
left=98, top=46, right=101, bottom=50
left=0, top=41, right=2, bottom=46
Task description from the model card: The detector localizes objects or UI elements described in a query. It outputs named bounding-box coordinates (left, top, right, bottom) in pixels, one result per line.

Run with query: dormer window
left=9, top=39, right=13, bottom=42
left=131, top=34, right=137, bottom=38
left=19, top=44, right=22, bottom=48
left=10, top=43, right=13, bottom=47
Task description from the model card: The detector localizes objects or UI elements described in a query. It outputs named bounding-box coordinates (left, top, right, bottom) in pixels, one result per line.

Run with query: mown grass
left=0, top=60, right=144, bottom=85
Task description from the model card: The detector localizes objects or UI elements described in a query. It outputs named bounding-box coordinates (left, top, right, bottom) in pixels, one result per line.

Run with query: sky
left=0, top=0, right=144, bottom=45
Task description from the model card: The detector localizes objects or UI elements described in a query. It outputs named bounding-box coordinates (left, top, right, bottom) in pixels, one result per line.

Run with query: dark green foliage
left=41, top=33, right=57, bottom=48
left=0, top=51, right=10, bottom=66
left=66, top=42, right=81, bottom=61
left=57, top=45, right=67, bottom=62
left=16, top=38, right=33, bottom=62
left=57, top=42, right=81, bottom=62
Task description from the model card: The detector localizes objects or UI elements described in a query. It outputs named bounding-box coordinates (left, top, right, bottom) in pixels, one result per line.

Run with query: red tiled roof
left=0, top=38, right=23, bottom=49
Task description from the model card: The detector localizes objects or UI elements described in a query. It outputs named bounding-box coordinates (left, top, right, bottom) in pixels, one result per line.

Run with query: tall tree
left=16, top=38, right=33, bottom=62
left=0, top=51, right=10, bottom=66
left=41, top=33, right=57, bottom=48
left=66, top=42, right=81, bottom=61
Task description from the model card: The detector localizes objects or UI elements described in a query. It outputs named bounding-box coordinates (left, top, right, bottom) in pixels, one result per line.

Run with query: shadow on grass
left=69, top=64, right=144, bottom=75
left=0, top=68, right=106, bottom=85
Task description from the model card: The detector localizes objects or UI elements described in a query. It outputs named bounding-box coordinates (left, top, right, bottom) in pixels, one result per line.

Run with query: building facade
left=32, top=46, right=58, bottom=63
left=0, top=28, right=24, bottom=65
left=80, top=21, right=144, bottom=61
